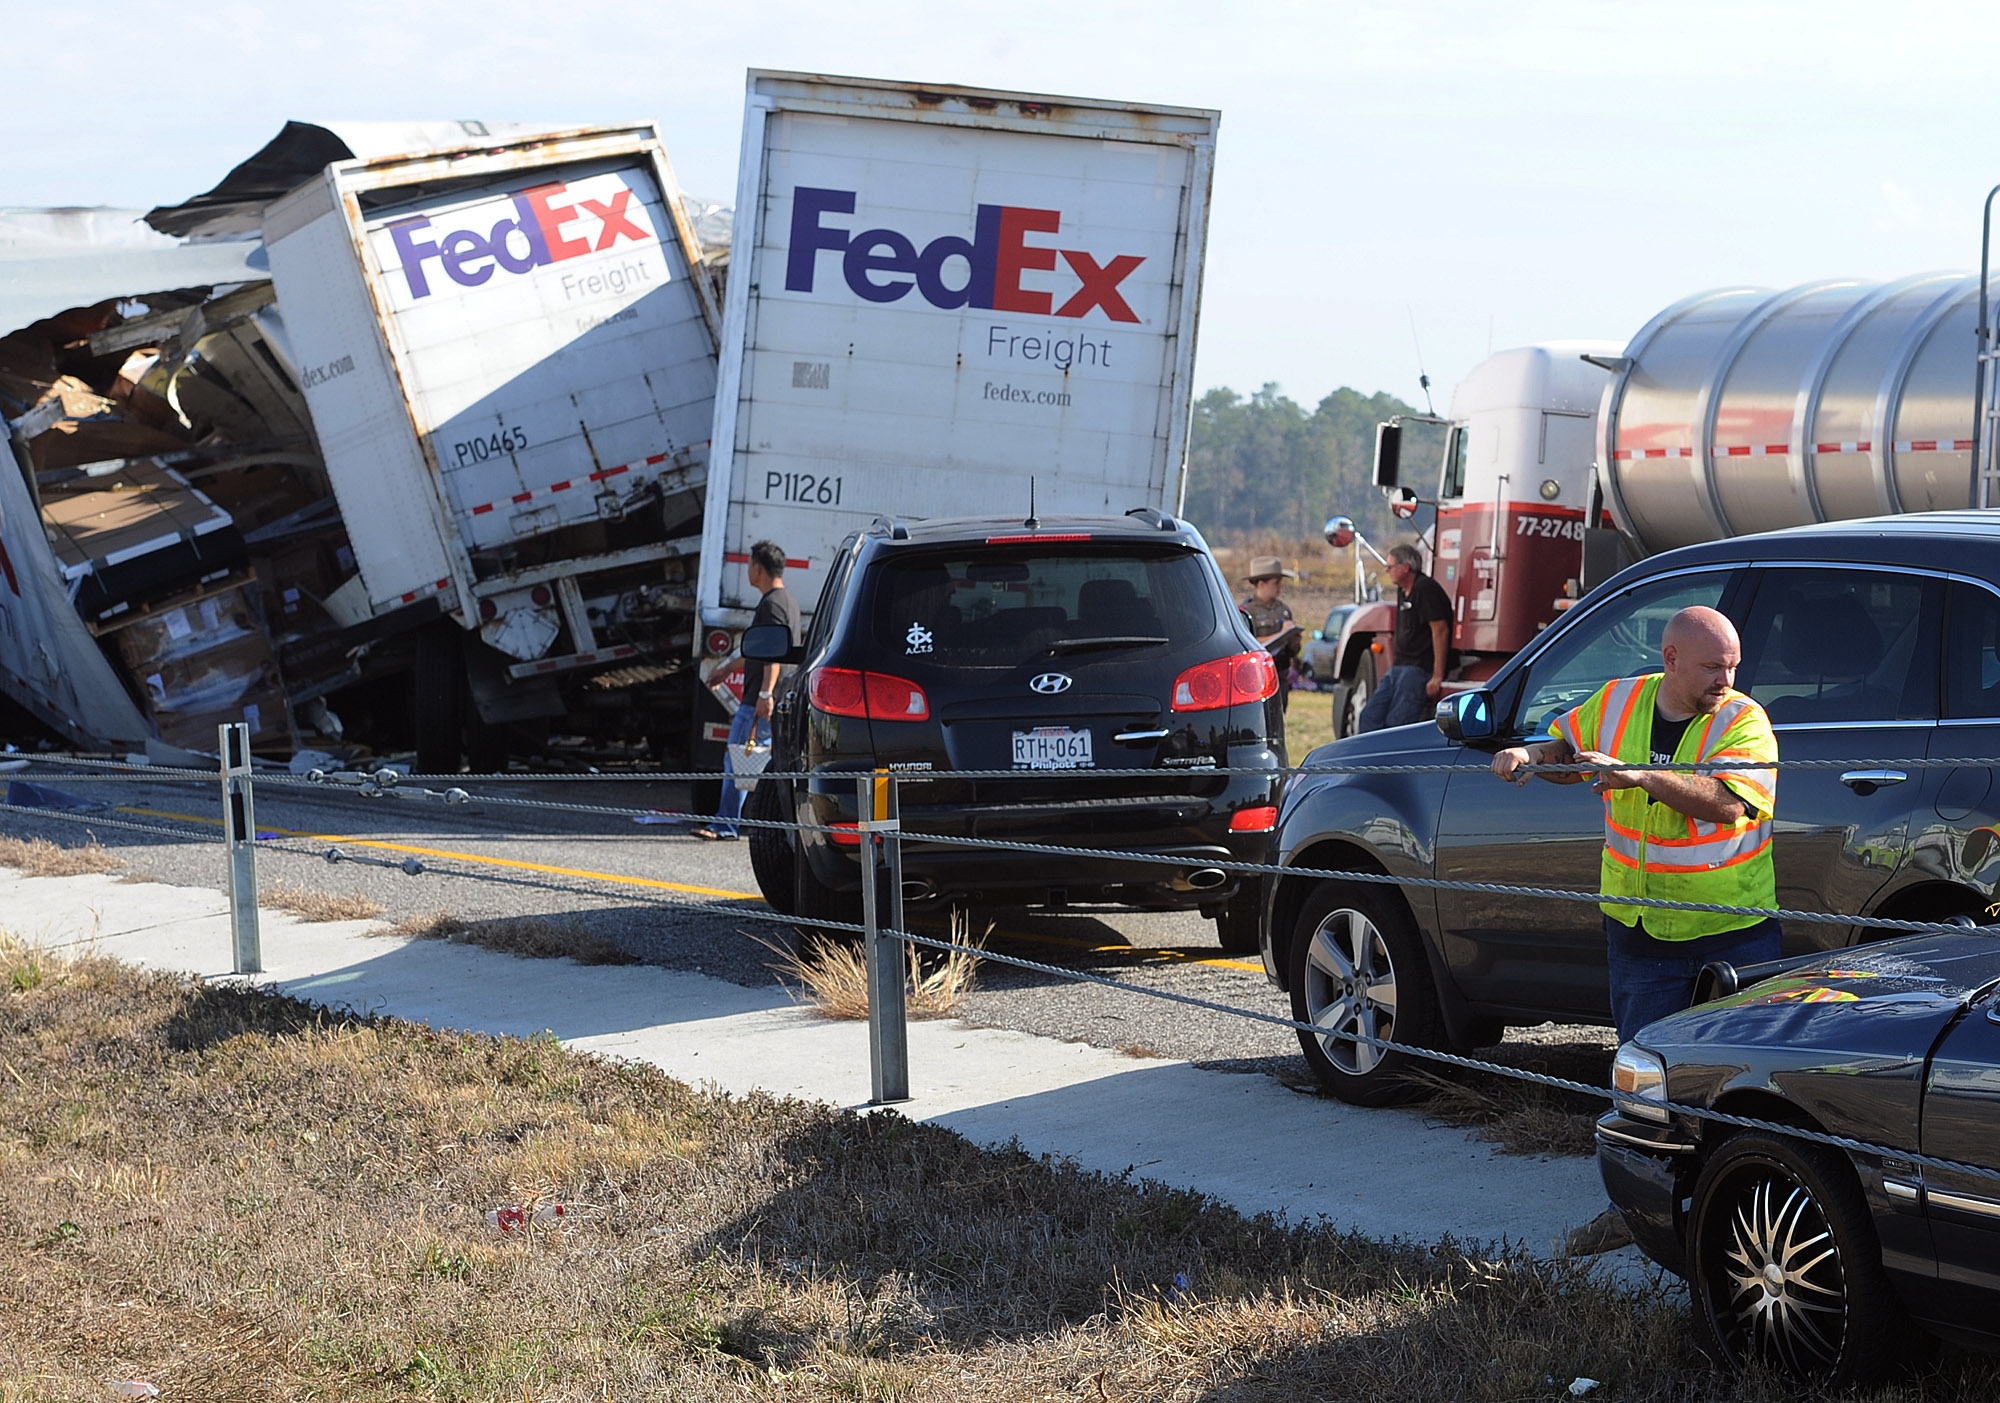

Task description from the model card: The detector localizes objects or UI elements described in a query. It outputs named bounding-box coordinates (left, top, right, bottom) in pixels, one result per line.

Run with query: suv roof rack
left=1125, top=506, right=1177, bottom=531
left=870, top=515, right=911, bottom=541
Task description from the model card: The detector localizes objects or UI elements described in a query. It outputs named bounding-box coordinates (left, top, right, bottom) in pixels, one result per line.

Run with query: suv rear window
left=870, top=546, right=1218, bottom=668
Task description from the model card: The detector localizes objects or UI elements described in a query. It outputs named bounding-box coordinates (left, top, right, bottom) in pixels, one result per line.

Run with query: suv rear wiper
left=1046, top=635, right=1170, bottom=655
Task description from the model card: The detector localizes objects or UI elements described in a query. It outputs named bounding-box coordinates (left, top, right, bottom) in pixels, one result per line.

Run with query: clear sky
left=8, top=0, right=1996, bottom=414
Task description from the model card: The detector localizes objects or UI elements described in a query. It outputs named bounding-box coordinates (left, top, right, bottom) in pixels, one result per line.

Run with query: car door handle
left=1113, top=728, right=1170, bottom=743
left=1840, top=769, right=1907, bottom=794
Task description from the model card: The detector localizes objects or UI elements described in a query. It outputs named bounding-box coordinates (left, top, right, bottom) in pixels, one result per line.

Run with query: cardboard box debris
left=140, top=632, right=292, bottom=750
left=96, top=572, right=293, bottom=749
left=38, top=458, right=245, bottom=624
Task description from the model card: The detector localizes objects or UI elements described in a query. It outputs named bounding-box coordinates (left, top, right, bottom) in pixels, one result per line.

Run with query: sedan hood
left=1645, top=934, right=2000, bottom=1055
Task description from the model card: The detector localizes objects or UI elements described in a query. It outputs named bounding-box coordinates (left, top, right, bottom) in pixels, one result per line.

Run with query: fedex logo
left=388, top=179, right=652, bottom=300
left=784, top=186, right=1144, bottom=323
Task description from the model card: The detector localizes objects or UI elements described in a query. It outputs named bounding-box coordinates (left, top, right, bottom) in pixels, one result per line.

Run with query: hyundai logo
left=1029, top=672, right=1074, bottom=695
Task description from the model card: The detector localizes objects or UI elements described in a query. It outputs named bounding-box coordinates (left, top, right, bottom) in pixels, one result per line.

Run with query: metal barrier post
left=220, top=722, right=261, bottom=974
left=859, top=769, right=909, bottom=1103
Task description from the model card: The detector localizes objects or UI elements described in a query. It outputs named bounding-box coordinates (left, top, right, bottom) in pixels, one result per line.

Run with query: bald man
left=1492, top=606, right=1781, bottom=1041
left=1497, top=607, right=1780, bottom=1256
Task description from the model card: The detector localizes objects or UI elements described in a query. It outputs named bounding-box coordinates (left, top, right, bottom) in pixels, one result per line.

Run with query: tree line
left=1181, top=383, right=1446, bottom=544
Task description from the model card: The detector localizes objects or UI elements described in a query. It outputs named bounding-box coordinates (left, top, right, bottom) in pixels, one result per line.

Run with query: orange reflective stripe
left=1715, top=771, right=1776, bottom=808
left=1641, top=831, right=1772, bottom=874
left=1606, top=677, right=1648, bottom=756
left=1554, top=709, right=1583, bottom=750
left=1691, top=710, right=1719, bottom=758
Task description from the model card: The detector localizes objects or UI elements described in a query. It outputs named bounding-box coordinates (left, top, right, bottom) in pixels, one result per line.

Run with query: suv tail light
left=1229, top=805, right=1279, bottom=832
left=1171, top=651, right=1278, bottom=711
left=808, top=667, right=932, bottom=721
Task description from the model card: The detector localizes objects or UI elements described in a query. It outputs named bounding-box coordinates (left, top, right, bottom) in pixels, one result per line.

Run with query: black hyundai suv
left=1264, top=513, right=2000, bottom=1104
left=742, top=509, right=1285, bottom=949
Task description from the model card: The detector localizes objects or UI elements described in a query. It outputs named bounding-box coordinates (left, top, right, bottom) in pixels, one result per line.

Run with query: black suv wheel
left=1288, top=879, right=1441, bottom=1106
left=746, top=778, right=795, bottom=915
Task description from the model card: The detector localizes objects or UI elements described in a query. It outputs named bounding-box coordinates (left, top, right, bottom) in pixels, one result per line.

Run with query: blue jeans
left=1357, top=664, right=1432, bottom=732
left=1604, top=916, right=1782, bottom=1041
left=711, top=703, right=769, bottom=836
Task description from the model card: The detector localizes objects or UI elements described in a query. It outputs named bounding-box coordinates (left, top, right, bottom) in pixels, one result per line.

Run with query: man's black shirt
left=1394, top=570, right=1453, bottom=674
left=1650, top=704, right=1694, bottom=766
left=751, top=584, right=802, bottom=679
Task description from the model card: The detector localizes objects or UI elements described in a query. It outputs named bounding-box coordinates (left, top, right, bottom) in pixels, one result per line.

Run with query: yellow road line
left=119, top=806, right=757, bottom=901
left=115, top=804, right=1265, bottom=973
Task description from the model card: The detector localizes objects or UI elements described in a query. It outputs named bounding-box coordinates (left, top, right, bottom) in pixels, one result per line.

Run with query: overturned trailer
left=0, top=122, right=727, bottom=764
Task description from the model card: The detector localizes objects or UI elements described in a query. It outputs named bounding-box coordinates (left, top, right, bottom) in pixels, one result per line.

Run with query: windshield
left=870, top=546, right=1219, bottom=669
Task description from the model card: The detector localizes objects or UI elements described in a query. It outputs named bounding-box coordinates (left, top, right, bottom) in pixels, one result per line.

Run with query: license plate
left=1012, top=726, right=1094, bottom=769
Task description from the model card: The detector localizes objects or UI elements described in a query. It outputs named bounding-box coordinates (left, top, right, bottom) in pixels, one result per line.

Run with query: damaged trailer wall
left=0, top=223, right=277, bottom=752
left=0, top=432, right=155, bottom=749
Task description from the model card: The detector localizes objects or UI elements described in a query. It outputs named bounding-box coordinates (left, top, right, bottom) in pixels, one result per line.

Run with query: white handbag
left=729, top=742, right=771, bottom=792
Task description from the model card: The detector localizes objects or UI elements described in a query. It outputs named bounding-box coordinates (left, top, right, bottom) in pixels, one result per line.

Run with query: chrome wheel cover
left=1301, top=906, right=1399, bottom=1076
left=1706, top=1166, right=1848, bottom=1376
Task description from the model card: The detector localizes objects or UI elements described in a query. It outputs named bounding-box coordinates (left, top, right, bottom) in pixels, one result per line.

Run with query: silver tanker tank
left=1596, top=275, right=1994, bottom=553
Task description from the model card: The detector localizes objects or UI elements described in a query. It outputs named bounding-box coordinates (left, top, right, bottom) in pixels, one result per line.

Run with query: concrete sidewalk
left=2, top=868, right=1633, bottom=1258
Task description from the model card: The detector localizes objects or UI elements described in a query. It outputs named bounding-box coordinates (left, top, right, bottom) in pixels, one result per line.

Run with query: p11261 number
left=764, top=471, right=842, bottom=505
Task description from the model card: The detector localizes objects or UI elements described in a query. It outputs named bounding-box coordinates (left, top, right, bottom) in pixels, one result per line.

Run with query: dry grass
left=1400, top=1040, right=1618, bottom=1158
left=264, top=882, right=386, bottom=923
left=4, top=935, right=1989, bottom=1401
left=0, top=834, right=123, bottom=877
left=1406, top=1070, right=1603, bottom=1158
left=762, top=913, right=984, bottom=1020
left=385, top=908, right=638, bottom=966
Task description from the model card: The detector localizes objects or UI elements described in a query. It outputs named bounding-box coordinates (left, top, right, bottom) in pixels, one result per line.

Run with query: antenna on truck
left=1407, top=306, right=1436, bottom=417
left=1025, top=476, right=1038, bottom=530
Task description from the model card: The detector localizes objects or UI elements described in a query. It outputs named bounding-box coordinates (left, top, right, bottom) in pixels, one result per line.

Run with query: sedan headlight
left=1611, top=1043, right=1670, bottom=1123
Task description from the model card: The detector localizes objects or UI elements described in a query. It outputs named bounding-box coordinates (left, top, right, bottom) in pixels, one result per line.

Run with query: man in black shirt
left=698, top=540, right=801, bottom=840
left=1357, top=543, right=1453, bottom=732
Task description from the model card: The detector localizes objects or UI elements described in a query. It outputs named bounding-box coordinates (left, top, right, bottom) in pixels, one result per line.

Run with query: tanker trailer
left=1337, top=274, right=1993, bottom=737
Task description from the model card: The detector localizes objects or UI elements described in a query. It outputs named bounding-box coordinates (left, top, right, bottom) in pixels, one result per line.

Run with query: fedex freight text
left=986, top=325, right=1110, bottom=370
left=562, top=257, right=654, bottom=303
left=388, top=180, right=652, bottom=300
left=787, top=187, right=1144, bottom=322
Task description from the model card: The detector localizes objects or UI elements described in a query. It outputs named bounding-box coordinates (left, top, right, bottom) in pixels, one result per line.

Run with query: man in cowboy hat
left=1240, top=556, right=1302, bottom=740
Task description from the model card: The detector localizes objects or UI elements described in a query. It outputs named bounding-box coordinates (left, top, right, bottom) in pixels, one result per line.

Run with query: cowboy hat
left=1242, top=555, right=1297, bottom=583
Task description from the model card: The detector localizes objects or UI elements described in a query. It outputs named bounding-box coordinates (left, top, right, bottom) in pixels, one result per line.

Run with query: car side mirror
left=741, top=623, right=801, bottom=664
left=1311, top=628, right=1324, bottom=640
left=1435, top=689, right=1496, bottom=742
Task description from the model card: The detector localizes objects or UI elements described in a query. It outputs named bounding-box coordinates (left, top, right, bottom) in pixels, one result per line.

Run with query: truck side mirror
left=1373, top=421, right=1402, bottom=489
left=1434, top=689, right=1495, bottom=742
left=740, top=624, right=801, bottom=664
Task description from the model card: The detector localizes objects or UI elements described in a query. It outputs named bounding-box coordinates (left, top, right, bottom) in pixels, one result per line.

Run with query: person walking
left=1356, top=543, right=1451, bottom=732
left=695, top=540, right=801, bottom=840
left=1239, top=556, right=1301, bottom=739
left=1490, top=604, right=1778, bottom=1254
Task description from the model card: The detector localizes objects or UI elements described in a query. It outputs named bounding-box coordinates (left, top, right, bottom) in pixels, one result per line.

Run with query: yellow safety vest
left=1551, top=674, right=1777, bottom=940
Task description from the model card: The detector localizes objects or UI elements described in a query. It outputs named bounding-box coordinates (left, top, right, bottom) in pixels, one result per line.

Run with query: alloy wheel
left=1302, top=907, right=1399, bottom=1075
left=1706, top=1167, right=1849, bottom=1376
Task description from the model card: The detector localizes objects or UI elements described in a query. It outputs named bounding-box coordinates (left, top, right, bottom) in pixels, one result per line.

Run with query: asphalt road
left=0, top=762, right=1615, bottom=1111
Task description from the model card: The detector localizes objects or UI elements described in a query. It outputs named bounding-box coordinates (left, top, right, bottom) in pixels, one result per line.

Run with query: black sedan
left=1598, top=933, right=2000, bottom=1383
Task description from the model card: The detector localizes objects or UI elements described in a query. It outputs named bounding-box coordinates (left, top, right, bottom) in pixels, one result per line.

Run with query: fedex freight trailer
left=263, top=125, right=721, bottom=770
left=693, top=71, right=1219, bottom=757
